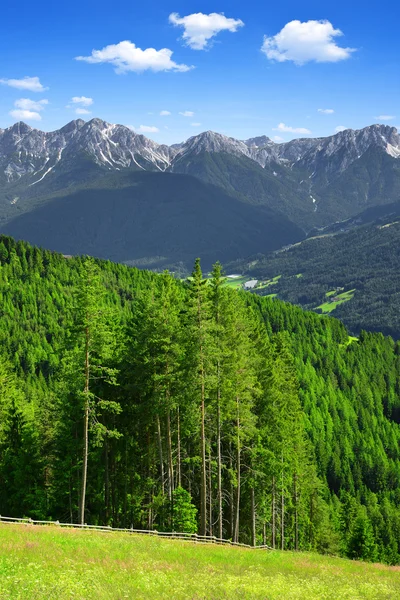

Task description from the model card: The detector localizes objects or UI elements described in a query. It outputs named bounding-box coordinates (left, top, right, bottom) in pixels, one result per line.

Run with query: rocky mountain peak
left=1, top=119, right=400, bottom=186
left=176, top=130, right=250, bottom=159
left=58, top=119, right=86, bottom=134
left=244, top=136, right=273, bottom=148
left=296, top=123, right=400, bottom=175
left=8, top=121, right=34, bottom=136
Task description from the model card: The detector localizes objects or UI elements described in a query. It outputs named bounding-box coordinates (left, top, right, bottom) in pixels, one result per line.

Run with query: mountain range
left=1, top=118, right=400, bottom=268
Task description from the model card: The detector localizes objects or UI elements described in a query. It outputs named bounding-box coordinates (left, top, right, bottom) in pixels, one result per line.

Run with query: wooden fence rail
left=0, top=515, right=272, bottom=550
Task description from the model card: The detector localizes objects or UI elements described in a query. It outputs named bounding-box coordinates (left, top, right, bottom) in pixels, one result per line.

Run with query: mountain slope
left=233, top=208, right=400, bottom=337
left=1, top=119, right=400, bottom=265
left=2, top=171, right=304, bottom=270
left=171, top=149, right=315, bottom=226
left=1, top=120, right=399, bottom=228
left=172, top=126, right=400, bottom=229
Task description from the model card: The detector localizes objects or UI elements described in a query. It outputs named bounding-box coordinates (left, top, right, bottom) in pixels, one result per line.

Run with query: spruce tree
left=186, top=258, right=213, bottom=535
left=69, top=258, right=120, bottom=524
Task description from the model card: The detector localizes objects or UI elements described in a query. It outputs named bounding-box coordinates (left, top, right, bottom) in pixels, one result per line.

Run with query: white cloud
left=318, top=108, right=334, bottom=114
left=10, top=98, right=48, bottom=121
left=169, top=12, right=244, bottom=50
left=134, top=125, right=159, bottom=133
left=335, top=125, right=347, bottom=132
left=14, top=98, right=48, bottom=111
left=0, top=76, right=47, bottom=92
left=273, top=122, right=312, bottom=134
left=191, top=122, right=201, bottom=127
left=75, top=108, right=91, bottom=115
left=179, top=111, right=194, bottom=117
left=273, top=135, right=284, bottom=141
left=262, top=20, right=355, bottom=65
left=71, top=96, right=93, bottom=106
left=375, top=115, right=395, bottom=121
left=76, top=40, right=192, bottom=73
left=10, top=109, right=42, bottom=121
left=160, top=110, right=171, bottom=116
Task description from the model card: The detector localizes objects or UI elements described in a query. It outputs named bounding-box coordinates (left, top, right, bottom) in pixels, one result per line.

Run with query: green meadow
left=1, top=524, right=399, bottom=599
left=316, top=289, right=356, bottom=313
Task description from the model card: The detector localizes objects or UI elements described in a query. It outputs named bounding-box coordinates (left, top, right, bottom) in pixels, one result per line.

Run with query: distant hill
left=231, top=209, right=400, bottom=338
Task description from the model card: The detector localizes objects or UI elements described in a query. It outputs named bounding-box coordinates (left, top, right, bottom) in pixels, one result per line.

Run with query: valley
left=231, top=209, right=400, bottom=337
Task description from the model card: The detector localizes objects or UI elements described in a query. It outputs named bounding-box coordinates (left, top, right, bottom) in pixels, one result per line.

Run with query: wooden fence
left=0, top=515, right=272, bottom=550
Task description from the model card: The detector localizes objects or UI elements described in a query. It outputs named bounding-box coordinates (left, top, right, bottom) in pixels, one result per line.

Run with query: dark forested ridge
left=1, top=235, right=400, bottom=564
left=1, top=171, right=303, bottom=271
left=230, top=215, right=400, bottom=339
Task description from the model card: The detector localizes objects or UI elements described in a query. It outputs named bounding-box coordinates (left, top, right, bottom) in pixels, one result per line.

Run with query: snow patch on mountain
left=1, top=120, right=399, bottom=184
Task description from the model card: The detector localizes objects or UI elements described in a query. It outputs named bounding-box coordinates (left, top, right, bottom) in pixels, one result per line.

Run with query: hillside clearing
left=0, top=525, right=399, bottom=599
left=316, top=289, right=356, bottom=313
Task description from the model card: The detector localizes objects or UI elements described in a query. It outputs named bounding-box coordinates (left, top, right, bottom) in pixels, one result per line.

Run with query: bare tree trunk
left=79, top=325, right=90, bottom=525
left=251, top=486, right=256, bottom=547
left=69, top=470, right=73, bottom=524
left=156, top=415, right=165, bottom=497
left=208, top=447, right=213, bottom=536
left=111, top=443, right=116, bottom=524
left=123, top=440, right=128, bottom=527
left=309, top=490, right=315, bottom=546
left=281, top=453, right=285, bottom=551
left=176, top=407, right=181, bottom=488
left=272, top=476, right=276, bottom=549
left=217, top=389, right=223, bottom=540
left=104, top=436, right=110, bottom=524
left=234, top=397, right=241, bottom=543
left=200, top=350, right=207, bottom=536
left=166, top=408, right=174, bottom=501
left=146, top=430, right=152, bottom=529
left=188, top=442, right=192, bottom=496
left=263, top=522, right=266, bottom=546
left=229, top=445, right=234, bottom=540
left=148, top=491, right=153, bottom=530
left=294, top=473, right=298, bottom=551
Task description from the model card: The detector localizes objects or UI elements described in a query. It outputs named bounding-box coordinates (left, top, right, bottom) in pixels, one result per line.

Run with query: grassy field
left=1, top=524, right=399, bottom=599
left=316, top=289, right=356, bottom=314
left=256, top=276, right=281, bottom=291
left=223, top=276, right=248, bottom=289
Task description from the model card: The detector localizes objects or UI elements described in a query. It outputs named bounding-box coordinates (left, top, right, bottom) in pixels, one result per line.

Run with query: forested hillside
left=232, top=217, right=400, bottom=338
left=1, top=235, right=400, bottom=564
left=1, top=171, right=303, bottom=271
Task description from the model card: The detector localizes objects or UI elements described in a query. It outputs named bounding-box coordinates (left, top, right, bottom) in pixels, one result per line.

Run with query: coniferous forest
left=1, top=235, right=400, bottom=565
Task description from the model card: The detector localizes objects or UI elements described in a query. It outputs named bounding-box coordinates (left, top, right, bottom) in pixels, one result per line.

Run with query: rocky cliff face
left=1, top=119, right=400, bottom=233
left=0, top=118, right=177, bottom=183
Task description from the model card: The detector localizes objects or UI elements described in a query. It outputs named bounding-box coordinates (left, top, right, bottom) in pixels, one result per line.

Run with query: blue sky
left=1, top=0, right=399, bottom=144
